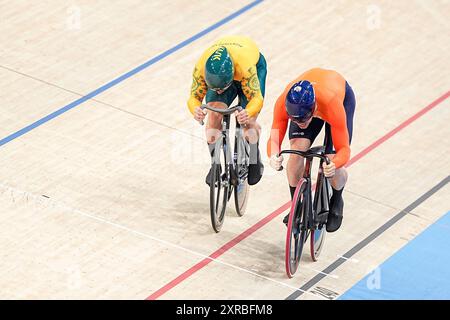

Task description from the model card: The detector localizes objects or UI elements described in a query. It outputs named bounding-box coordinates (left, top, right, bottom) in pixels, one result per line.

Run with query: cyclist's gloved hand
left=322, top=161, right=336, bottom=177
left=270, top=154, right=284, bottom=171
left=194, top=106, right=207, bottom=123
left=235, top=109, right=249, bottom=126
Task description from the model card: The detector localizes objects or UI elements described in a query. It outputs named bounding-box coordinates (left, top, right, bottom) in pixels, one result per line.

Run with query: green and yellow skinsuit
left=187, top=35, right=266, bottom=117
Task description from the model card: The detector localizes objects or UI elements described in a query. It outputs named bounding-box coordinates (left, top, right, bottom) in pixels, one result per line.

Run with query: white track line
left=337, top=255, right=360, bottom=263
left=0, top=182, right=330, bottom=299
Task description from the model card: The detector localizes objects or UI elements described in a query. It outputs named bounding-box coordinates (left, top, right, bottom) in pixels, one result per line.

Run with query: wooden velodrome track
left=0, top=0, right=449, bottom=299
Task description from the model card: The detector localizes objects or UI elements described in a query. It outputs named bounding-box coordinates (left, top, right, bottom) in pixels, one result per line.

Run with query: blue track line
left=0, top=0, right=264, bottom=148
left=340, top=211, right=450, bottom=300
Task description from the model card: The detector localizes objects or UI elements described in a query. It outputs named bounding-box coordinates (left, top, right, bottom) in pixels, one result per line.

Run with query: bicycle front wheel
left=210, top=142, right=229, bottom=233
left=285, top=178, right=309, bottom=278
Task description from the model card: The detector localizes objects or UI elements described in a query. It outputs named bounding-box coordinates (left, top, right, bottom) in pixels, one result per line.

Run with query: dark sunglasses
left=210, top=82, right=233, bottom=93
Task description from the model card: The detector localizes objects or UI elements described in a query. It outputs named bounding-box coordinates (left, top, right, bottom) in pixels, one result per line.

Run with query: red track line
left=147, top=202, right=291, bottom=300
left=346, top=90, right=450, bottom=167
left=147, top=90, right=450, bottom=300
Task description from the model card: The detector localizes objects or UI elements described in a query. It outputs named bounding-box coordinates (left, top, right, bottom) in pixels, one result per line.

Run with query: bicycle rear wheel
left=234, top=180, right=249, bottom=216
left=210, top=141, right=229, bottom=233
left=310, top=172, right=330, bottom=261
left=285, top=178, right=309, bottom=278
left=234, top=134, right=250, bottom=217
left=310, top=228, right=326, bottom=261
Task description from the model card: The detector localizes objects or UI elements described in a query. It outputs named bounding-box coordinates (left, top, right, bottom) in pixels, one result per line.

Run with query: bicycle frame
left=312, top=159, right=331, bottom=226
left=280, top=147, right=331, bottom=276
left=203, top=104, right=250, bottom=232
left=205, top=105, right=247, bottom=187
left=279, top=147, right=330, bottom=228
left=217, top=113, right=233, bottom=188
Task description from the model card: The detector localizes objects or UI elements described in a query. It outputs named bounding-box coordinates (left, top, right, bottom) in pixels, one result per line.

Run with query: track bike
left=278, top=145, right=332, bottom=277
left=201, top=104, right=250, bottom=233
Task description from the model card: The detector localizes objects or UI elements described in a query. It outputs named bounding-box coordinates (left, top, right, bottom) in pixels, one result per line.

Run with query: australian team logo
left=211, top=46, right=226, bottom=61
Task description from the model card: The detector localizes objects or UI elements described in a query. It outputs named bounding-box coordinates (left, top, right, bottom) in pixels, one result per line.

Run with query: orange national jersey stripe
left=267, top=68, right=351, bottom=168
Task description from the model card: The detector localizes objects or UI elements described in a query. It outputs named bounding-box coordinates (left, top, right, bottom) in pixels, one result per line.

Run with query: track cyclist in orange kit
left=188, top=35, right=267, bottom=186
left=267, top=68, right=356, bottom=232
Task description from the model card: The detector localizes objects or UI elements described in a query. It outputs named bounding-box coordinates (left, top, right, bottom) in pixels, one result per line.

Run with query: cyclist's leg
left=325, top=81, right=356, bottom=231
left=324, top=127, right=346, bottom=232
left=237, top=53, right=267, bottom=185
left=288, top=118, right=324, bottom=197
left=323, top=126, right=348, bottom=191
left=204, top=84, right=239, bottom=185
left=237, top=89, right=261, bottom=186
left=282, top=118, right=324, bottom=224
left=287, top=138, right=311, bottom=195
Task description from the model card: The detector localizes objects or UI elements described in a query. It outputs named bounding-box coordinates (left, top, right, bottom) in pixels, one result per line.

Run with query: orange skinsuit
left=267, top=68, right=350, bottom=168
left=187, top=35, right=264, bottom=118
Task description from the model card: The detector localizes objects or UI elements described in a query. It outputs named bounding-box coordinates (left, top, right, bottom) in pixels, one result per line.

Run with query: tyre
left=233, top=134, right=250, bottom=217
left=310, top=227, right=326, bottom=261
left=234, top=179, right=249, bottom=217
left=210, top=141, right=229, bottom=233
left=310, top=174, right=330, bottom=261
left=285, top=179, right=309, bottom=278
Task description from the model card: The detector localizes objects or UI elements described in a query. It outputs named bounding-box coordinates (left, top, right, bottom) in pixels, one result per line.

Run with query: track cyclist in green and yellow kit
left=187, top=35, right=267, bottom=186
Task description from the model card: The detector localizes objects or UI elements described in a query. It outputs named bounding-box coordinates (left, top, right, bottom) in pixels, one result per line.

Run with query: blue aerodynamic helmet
left=285, top=80, right=316, bottom=122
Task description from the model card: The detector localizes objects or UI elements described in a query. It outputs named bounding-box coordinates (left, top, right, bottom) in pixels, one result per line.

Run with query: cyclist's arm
left=328, top=97, right=351, bottom=168
left=241, top=65, right=264, bottom=118
left=267, top=92, right=289, bottom=157
left=187, top=66, right=207, bottom=115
